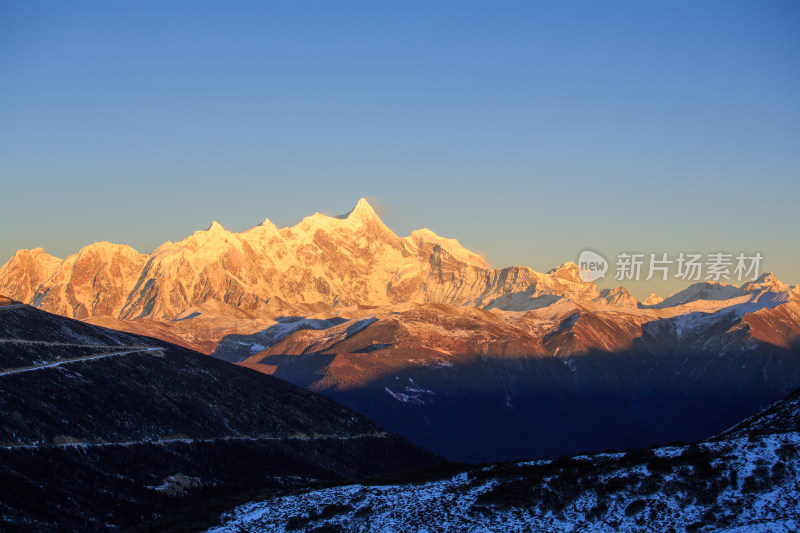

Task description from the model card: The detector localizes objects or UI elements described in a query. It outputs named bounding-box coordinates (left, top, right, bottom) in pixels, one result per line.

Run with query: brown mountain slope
left=231, top=296, right=800, bottom=462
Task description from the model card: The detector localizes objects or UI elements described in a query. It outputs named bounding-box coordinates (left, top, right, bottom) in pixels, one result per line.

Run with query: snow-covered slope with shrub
left=209, top=386, right=800, bottom=532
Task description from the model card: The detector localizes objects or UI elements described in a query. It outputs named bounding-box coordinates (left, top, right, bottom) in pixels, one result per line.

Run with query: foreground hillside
left=0, top=297, right=439, bottom=531
left=209, top=387, right=800, bottom=532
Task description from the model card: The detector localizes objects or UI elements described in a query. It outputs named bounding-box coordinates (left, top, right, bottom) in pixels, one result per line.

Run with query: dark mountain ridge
left=0, top=298, right=440, bottom=531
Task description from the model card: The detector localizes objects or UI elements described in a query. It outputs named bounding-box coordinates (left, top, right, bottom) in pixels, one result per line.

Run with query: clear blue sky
left=1, top=1, right=798, bottom=298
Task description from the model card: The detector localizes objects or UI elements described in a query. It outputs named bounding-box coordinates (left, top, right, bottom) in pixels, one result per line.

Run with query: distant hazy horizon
left=1, top=1, right=798, bottom=300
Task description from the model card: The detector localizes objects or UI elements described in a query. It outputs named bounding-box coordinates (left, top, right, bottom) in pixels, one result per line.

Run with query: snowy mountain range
left=2, top=199, right=799, bottom=462
left=0, top=198, right=610, bottom=322
left=1, top=198, right=796, bottom=352
left=2, top=199, right=800, bottom=529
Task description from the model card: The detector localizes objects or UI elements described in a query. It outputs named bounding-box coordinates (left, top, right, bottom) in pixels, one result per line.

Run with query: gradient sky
left=1, top=1, right=798, bottom=299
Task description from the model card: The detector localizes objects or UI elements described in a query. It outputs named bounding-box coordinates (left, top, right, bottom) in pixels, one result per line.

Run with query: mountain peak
left=341, top=197, right=379, bottom=222
left=3, top=247, right=62, bottom=268
left=75, top=242, right=144, bottom=260
left=753, top=272, right=777, bottom=284
left=594, top=286, right=639, bottom=307
left=12, top=247, right=59, bottom=260
left=207, top=221, right=226, bottom=232
left=657, top=280, right=742, bottom=308
left=295, top=198, right=389, bottom=236
left=740, top=271, right=789, bottom=294
left=548, top=262, right=585, bottom=283
left=643, top=293, right=664, bottom=306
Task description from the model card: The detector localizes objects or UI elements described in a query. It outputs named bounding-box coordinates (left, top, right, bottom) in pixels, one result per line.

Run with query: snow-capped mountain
left=643, top=292, right=664, bottom=306
left=0, top=198, right=598, bottom=322
left=593, top=286, right=640, bottom=307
